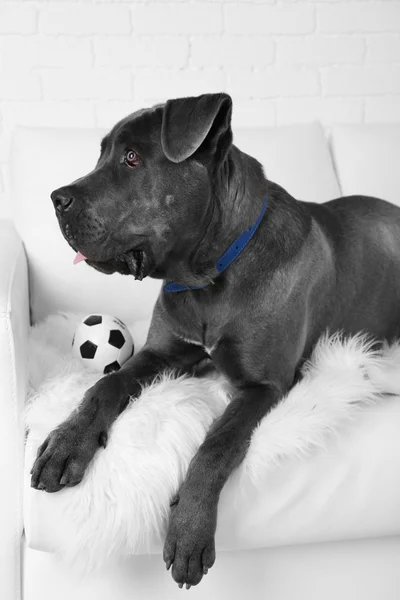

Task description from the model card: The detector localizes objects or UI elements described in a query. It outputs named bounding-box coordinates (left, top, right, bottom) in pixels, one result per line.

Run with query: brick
left=134, top=67, right=226, bottom=104
left=0, top=37, right=38, bottom=70
left=39, top=4, right=131, bottom=35
left=365, top=96, right=400, bottom=123
left=190, top=36, right=275, bottom=67
left=218, top=0, right=276, bottom=2
left=277, top=97, right=363, bottom=125
left=0, top=4, right=36, bottom=34
left=366, top=35, right=400, bottom=63
left=0, top=72, right=41, bottom=100
left=317, top=2, right=400, bottom=33
left=0, top=132, right=11, bottom=164
left=277, top=36, right=364, bottom=66
left=95, top=101, right=140, bottom=128
left=94, top=36, right=188, bottom=68
left=1, top=101, right=96, bottom=128
left=134, top=3, right=223, bottom=35
left=41, top=69, right=133, bottom=101
left=38, top=36, right=93, bottom=68
left=225, top=4, right=315, bottom=35
left=226, top=67, right=319, bottom=98
left=97, top=0, right=189, bottom=2
left=0, top=36, right=92, bottom=69
left=322, top=65, right=400, bottom=96
left=231, top=98, right=276, bottom=128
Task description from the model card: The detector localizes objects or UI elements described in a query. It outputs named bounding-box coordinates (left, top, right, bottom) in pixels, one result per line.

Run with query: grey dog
left=31, top=93, right=400, bottom=588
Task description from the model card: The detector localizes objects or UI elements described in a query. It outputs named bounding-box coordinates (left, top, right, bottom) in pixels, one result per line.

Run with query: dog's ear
left=161, top=93, right=232, bottom=164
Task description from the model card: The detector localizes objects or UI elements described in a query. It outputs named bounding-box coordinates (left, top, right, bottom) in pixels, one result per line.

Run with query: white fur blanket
left=25, top=313, right=400, bottom=570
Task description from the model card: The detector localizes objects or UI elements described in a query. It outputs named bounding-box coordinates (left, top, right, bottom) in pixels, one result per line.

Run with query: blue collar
left=163, top=193, right=269, bottom=293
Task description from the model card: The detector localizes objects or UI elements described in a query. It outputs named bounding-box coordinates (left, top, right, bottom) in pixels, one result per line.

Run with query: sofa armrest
left=0, top=219, right=30, bottom=600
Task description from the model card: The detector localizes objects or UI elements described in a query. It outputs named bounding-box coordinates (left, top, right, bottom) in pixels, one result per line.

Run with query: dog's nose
left=51, top=187, right=75, bottom=213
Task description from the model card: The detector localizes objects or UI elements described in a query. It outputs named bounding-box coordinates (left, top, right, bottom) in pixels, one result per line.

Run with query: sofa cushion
left=234, top=123, right=340, bottom=203
left=330, top=124, right=400, bottom=205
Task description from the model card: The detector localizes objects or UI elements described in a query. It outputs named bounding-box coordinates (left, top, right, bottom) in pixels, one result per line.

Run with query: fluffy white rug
left=25, top=313, right=400, bottom=570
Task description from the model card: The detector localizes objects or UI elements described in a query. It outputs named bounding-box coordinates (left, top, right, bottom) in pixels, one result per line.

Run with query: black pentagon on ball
left=108, top=329, right=125, bottom=349
left=80, top=340, right=98, bottom=359
left=84, top=315, right=102, bottom=326
left=104, top=360, right=121, bottom=374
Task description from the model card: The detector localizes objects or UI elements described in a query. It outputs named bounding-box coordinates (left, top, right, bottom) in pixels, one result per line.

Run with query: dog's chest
left=181, top=335, right=216, bottom=356
left=162, top=290, right=229, bottom=355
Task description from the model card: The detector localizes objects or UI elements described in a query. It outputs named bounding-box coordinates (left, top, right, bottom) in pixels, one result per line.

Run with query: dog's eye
left=124, top=149, right=140, bottom=168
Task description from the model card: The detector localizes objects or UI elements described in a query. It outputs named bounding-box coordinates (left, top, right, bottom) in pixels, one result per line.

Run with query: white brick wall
left=1, top=0, right=400, bottom=218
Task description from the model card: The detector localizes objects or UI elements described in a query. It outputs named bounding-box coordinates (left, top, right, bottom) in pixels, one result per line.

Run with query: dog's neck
left=153, top=145, right=310, bottom=288
left=190, top=147, right=268, bottom=280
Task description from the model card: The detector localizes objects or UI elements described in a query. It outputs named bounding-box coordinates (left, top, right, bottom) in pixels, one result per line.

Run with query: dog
left=31, top=93, right=400, bottom=588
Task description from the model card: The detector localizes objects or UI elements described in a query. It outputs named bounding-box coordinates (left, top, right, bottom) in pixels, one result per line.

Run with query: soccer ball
left=72, top=314, right=134, bottom=374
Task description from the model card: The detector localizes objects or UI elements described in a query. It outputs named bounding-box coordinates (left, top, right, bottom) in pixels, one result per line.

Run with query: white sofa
left=2, top=122, right=400, bottom=600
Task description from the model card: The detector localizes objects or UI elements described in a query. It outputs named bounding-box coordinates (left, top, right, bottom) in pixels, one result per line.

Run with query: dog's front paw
left=163, top=491, right=217, bottom=588
left=30, top=418, right=105, bottom=493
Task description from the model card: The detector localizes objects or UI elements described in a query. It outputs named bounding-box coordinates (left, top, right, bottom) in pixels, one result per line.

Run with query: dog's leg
left=163, top=381, right=282, bottom=588
left=162, top=317, right=304, bottom=589
left=30, top=303, right=209, bottom=493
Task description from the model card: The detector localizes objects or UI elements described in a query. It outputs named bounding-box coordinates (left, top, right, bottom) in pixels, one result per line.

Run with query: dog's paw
left=30, top=419, right=105, bottom=493
left=163, top=492, right=217, bottom=588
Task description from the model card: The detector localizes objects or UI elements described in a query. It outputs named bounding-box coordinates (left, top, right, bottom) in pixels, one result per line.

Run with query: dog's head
left=51, top=93, right=233, bottom=279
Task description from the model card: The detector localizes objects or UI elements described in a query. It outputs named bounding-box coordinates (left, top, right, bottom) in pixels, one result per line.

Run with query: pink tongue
left=73, top=251, right=87, bottom=265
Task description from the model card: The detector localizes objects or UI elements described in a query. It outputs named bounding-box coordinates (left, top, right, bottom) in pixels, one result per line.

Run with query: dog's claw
left=170, top=493, right=179, bottom=507
left=178, top=583, right=183, bottom=589
left=186, top=584, right=191, bottom=590
left=98, top=431, right=108, bottom=449
left=203, top=566, right=208, bottom=575
left=166, top=559, right=172, bottom=571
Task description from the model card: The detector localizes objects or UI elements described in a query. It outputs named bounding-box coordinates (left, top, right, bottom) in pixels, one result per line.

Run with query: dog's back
left=307, top=195, right=400, bottom=343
